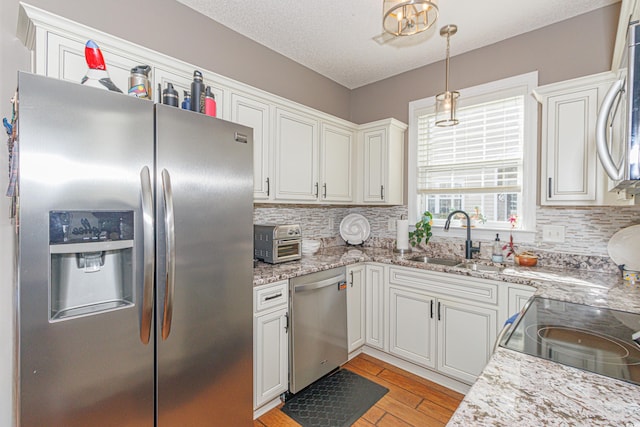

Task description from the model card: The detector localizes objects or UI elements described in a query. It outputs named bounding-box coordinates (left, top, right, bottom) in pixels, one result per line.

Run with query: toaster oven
left=254, top=224, right=302, bottom=264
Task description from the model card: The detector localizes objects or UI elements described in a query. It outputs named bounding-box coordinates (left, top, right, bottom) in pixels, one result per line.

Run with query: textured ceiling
left=176, top=0, right=620, bottom=89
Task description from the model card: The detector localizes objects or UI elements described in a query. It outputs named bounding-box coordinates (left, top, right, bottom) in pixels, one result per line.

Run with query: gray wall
left=351, top=4, right=620, bottom=124
left=0, top=1, right=626, bottom=425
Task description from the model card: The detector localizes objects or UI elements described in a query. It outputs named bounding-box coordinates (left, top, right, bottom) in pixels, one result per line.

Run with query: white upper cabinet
left=320, top=123, right=354, bottom=202
left=274, top=108, right=320, bottom=201
left=534, top=72, right=636, bottom=206
left=231, top=93, right=272, bottom=200
left=44, top=32, right=133, bottom=92
left=357, top=119, right=406, bottom=205
left=17, top=3, right=405, bottom=206
left=154, top=68, right=225, bottom=117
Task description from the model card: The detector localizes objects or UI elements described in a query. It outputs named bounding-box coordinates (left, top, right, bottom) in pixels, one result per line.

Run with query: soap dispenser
left=491, top=233, right=503, bottom=263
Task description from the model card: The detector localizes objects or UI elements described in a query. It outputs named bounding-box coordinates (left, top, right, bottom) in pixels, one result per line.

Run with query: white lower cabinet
left=347, top=264, right=366, bottom=352
left=253, top=281, right=288, bottom=410
left=386, top=266, right=499, bottom=385
left=507, top=283, right=536, bottom=316
left=388, top=285, right=436, bottom=368
left=436, top=298, right=497, bottom=384
left=365, top=264, right=385, bottom=350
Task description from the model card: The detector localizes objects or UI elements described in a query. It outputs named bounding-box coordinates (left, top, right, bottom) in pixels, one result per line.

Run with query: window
left=408, top=72, right=538, bottom=238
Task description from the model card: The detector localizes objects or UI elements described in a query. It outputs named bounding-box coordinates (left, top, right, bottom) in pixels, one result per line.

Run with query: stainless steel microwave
left=254, top=224, right=302, bottom=264
left=597, top=21, right=640, bottom=192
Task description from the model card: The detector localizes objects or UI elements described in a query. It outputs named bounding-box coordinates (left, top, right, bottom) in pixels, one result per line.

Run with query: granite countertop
left=254, top=245, right=640, bottom=426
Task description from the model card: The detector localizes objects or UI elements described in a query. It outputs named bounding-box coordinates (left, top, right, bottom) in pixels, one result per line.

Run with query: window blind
left=417, top=96, right=524, bottom=194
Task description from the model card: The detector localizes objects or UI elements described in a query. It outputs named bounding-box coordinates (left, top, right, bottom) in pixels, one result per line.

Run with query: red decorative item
left=80, top=40, right=122, bottom=92
left=84, top=40, right=106, bottom=70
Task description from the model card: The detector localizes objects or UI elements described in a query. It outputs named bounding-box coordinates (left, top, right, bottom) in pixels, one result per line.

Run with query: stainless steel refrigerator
left=15, top=72, right=254, bottom=426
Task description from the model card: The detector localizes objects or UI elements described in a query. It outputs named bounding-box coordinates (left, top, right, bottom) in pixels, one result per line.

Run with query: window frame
left=408, top=72, right=538, bottom=243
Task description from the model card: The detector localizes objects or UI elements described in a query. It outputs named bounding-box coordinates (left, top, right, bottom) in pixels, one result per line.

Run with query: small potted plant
left=470, top=206, right=487, bottom=227
left=503, top=215, right=538, bottom=266
left=409, top=211, right=433, bottom=248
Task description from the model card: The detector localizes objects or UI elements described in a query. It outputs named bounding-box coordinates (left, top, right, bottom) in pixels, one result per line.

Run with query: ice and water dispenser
left=49, top=210, right=135, bottom=321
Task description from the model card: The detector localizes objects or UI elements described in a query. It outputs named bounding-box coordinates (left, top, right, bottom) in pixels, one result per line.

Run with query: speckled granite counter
left=447, top=347, right=640, bottom=426
left=254, top=245, right=640, bottom=426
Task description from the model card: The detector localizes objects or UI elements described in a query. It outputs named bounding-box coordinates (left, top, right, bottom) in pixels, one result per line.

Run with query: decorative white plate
left=608, top=225, right=640, bottom=270
left=340, top=213, right=371, bottom=245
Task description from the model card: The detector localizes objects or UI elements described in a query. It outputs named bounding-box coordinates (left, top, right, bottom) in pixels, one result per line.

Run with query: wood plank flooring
left=254, top=353, right=465, bottom=427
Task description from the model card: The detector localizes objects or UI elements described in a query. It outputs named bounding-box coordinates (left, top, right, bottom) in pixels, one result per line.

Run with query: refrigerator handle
left=140, top=166, right=155, bottom=345
left=161, top=169, right=176, bottom=341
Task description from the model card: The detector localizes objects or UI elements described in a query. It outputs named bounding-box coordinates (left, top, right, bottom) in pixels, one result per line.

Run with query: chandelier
left=382, top=0, right=439, bottom=37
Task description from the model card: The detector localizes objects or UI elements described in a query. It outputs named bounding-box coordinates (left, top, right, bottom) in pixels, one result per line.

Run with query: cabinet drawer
left=389, top=267, right=498, bottom=305
left=254, top=280, right=288, bottom=313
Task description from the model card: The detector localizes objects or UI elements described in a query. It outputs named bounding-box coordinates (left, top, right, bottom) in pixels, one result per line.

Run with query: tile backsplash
left=254, top=204, right=640, bottom=270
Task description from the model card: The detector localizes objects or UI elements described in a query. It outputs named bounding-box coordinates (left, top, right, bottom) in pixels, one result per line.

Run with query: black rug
left=282, top=369, right=388, bottom=427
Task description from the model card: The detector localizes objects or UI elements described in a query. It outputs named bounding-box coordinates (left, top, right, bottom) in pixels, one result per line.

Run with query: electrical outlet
left=542, top=225, right=565, bottom=243
left=388, top=219, right=396, bottom=231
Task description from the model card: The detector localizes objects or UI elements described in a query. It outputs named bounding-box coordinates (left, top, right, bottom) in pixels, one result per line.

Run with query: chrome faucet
left=444, top=210, right=481, bottom=259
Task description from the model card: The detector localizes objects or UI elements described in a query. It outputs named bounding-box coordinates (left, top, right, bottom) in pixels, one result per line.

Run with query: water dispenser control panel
left=48, top=210, right=135, bottom=321
left=49, top=210, right=134, bottom=244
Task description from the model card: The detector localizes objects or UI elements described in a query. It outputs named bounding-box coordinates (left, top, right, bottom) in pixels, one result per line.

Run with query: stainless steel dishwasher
left=289, top=267, right=348, bottom=393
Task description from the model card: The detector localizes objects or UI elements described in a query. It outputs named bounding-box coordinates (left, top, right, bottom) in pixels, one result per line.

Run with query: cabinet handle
left=437, top=301, right=441, bottom=321
left=430, top=300, right=434, bottom=319
left=314, top=182, right=319, bottom=197
left=380, top=185, right=385, bottom=200
left=323, top=183, right=327, bottom=199
left=284, top=313, right=289, bottom=332
left=266, top=177, right=270, bottom=196
left=548, top=177, right=552, bottom=199
left=264, top=292, right=282, bottom=302
left=349, top=271, right=354, bottom=287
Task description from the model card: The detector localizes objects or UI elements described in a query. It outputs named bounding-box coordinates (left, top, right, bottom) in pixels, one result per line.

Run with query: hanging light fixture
left=435, top=24, right=459, bottom=127
left=382, top=0, right=439, bottom=37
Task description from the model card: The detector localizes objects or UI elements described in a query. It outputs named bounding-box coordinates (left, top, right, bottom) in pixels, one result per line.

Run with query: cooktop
left=500, top=297, right=640, bottom=386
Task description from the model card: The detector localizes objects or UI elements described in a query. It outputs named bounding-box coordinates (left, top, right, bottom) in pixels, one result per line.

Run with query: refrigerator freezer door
left=17, top=73, right=155, bottom=426
left=154, top=105, right=254, bottom=426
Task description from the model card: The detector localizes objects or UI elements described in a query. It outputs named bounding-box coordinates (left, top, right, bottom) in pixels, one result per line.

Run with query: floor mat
left=282, top=369, right=388, bottom=427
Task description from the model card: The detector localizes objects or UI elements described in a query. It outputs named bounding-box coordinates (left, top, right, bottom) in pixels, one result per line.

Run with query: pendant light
left=382, top=0, right=439, bottom=37
left=435, top=24, right=459, bottom=127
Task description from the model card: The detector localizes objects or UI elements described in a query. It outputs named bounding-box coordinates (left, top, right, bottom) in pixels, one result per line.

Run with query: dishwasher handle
left=293, top=273, right=347, bottom=293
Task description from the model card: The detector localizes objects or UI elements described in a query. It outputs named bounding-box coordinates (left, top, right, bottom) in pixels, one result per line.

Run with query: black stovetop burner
left=500, top=297, right=640, bottom=386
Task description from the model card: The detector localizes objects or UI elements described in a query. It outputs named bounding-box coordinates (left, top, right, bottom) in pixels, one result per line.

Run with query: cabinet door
left=543, top=88, right=598, bottom=203
left=46, top=32, right=134, bottom=93
left=437, top=298, right=497, bottom=384
left=365, top=264, right=385, bottom=350
left=274, top=108, right=319, bottom=201
left=254, top=308, right=288, bottom=409
left=388, top=286, right=437, bottom=368
left=507, top=285, right=535, bottom=317
left=321, top=123, right=353, bottom=202
left=153, top=68, right=225, bottom=117
left=231, top=94, right=271, bottom=200
left=347, top=265, right=365, bottom=352
left=362, top=127, right=387, bottom=203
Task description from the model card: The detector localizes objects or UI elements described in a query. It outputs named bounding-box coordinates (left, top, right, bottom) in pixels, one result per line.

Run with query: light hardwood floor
left=254, top=353, right=465, bottom=427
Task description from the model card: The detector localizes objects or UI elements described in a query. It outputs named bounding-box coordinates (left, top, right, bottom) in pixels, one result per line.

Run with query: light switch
left=542, top=225, right=565, bottom=243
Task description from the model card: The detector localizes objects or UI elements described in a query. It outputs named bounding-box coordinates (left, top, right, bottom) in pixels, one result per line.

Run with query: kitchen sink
left=407, top=255, right=461, bottom=266
left=455, top=261, right=504, bottom=273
